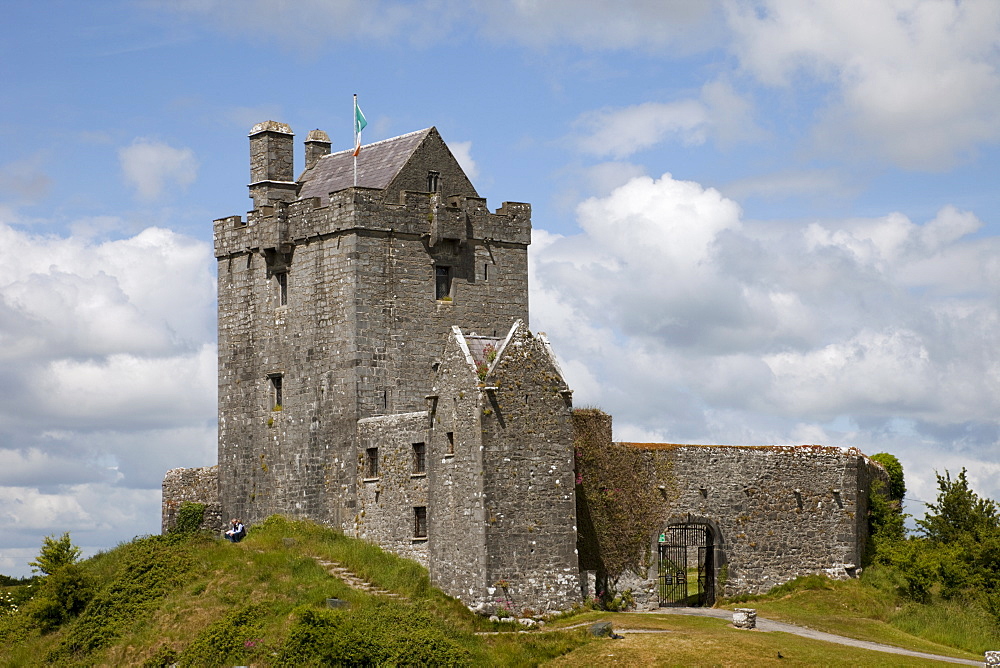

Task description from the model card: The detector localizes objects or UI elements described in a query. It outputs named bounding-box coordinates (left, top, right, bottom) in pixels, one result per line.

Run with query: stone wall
left=161, top=466, right=222, bottom=533
left=574, top=411, right=889, bottom=607
left=353, top=412, right=430, bottom=566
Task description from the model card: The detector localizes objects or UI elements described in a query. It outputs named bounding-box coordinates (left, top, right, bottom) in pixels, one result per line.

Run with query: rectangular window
left=427, top=171, right=440, bottom=193
left=413, top=506, right=427, bottom=538
left=435, top=266, right=452, bottom=301
left=269, top=374, right=283, bottom=410
left=483, top=263, right=489, bottom=281
left=412, top=442, right=426, bottom=474
left=365, top=447, right=379, bottom=479
left=275, top=271, right=288, bottom=306
left=446, top=432, right=455, bottom=455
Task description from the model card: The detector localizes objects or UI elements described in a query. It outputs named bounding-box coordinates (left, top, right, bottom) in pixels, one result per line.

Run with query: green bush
left=180, top=603, right=268, bottom=666
left=29, top=532, right=81, bottom=576
left=276, top=602, right=472, bottom=666
left=31, top=564, right=93, bottom=631
left=47, top=535, right=192, bottom=662
left=171, top=502, right=207, bottom=535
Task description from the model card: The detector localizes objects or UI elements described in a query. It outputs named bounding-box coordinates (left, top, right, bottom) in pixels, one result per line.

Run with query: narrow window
left=427, top=170, right=440, bottom=193
left=435, top=266, right=452, bottom=301
left=412, top=442, right=426, bottom=474
left=274, top=270, right=288, bottom=306
left=414, top=506, right=427, bottom=538
left=365, top=447, right=379, bottom=479
left=269, top=374, right=283, bottom=410
left=483, top=263, right=489, bottom=281
left=446, top=432, right=455, bottom=455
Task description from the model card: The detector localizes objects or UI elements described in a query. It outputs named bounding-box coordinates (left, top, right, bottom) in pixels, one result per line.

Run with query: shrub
left=31, top=564, right=93, bottom=631
left=180, top=603, right=268, bottom=666
left=277, top=602, right=471, bottom=666
left=171, top=502, right=207, bottom=535
left=29, top=532, right=81, bottom=576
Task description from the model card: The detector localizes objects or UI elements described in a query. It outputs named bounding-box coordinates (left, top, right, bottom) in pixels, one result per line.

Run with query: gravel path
left=627, top=608, right=983, bottom=666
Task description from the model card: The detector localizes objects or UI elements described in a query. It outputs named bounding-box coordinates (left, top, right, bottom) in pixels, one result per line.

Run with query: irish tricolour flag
left=353, top=95, right=367, bottom=157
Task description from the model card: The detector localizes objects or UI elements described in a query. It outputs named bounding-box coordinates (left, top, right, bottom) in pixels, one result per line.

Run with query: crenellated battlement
left=214, top=189, right=530, bottom=259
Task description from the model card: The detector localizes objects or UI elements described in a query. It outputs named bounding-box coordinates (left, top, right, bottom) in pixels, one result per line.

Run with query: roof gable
left=296, top=127, right=478, bottom=202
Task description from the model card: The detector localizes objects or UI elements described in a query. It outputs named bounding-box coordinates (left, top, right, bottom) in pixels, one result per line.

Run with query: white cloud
left=726, top=0, right=1000, bottom=168
left=449, top=140, right=479, bottom=181
left=119, top=139, right=198, bottom=201
left=0, top=222, right=216, bottom=576
left=532, top=172, right=1000, bottom=505
left=570, top=81, right=761, bottom=159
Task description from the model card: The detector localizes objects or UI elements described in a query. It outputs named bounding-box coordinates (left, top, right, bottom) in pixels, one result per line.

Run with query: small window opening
left=269, top=374, right=283, bottom=410
left=365, top=447, right=379, bottom=479
left=427, top=171, right=440, bottom=193
left=484, top=263, right=489, bottom=281
left=383, top=389, right=388, bottom=409
left=435, top=266, right=452, bottom=300
left=412, top=442, right=426, bottom=474
left=414, top=506, right=427, bottom=538
left=274, top=271, right=288, bottom=306
left=446, top=432, right=455, bottom=455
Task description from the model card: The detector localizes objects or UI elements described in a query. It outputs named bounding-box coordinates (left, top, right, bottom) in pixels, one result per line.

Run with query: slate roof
left=297, top=128, right=431, bottom=200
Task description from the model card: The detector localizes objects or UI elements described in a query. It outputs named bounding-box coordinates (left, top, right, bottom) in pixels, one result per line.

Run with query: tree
left=917, top=468, right=999, bottom=543
left=29, top=532, right=82, bottom=575
left=870, top=452, right=905, bottom=501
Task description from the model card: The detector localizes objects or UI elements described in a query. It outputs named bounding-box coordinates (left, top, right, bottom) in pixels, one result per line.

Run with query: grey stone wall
left=353, top=412, right=429, bottom=566
left=214, top=127, right=530, bottom=551
left=575, top=413, right=889, bottom=607
left=427, top=324, right=579, bottom=613
left=161, top=466, right=222, bottom=533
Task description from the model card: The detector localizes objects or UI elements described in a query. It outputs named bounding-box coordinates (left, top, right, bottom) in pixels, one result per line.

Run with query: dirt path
left=626, top=608, right=982, bottom=666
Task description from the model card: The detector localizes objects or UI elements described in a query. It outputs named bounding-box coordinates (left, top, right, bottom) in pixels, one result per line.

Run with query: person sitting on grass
left=224, top=518, right=246, bottom=543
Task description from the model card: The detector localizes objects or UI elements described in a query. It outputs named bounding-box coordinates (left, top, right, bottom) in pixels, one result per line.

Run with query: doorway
left=657, top=524, right=715, bottom=606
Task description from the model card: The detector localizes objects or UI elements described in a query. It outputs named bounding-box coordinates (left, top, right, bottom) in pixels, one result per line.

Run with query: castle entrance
left=657, top=524, right=715, bottom=607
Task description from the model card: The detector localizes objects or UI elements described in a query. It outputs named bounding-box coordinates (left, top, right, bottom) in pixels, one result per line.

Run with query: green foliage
left=47, top=534, right=192, bottom=662
left=31, top=564, right=93, bottom=632
left=29, top=532, right=81, bottom=575
left=573, top=408, right=666, bottom=588
left=917, top=468, right=999, bottom=543
left=870, top=452, right=905, bottom=500
left=180, top=603, right=268, bottom=666
left=171, top=501, right=206, bottom=535
left=276, top=602, right=472, bottom=666
left=143, top=645, right=179, bottom=668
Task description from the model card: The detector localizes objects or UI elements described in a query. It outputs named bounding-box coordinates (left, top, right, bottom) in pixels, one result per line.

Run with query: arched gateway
left=657, top=523, right=716, bottom=606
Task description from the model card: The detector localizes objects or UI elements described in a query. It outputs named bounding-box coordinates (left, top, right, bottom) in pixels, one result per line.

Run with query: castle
left=163, top=121, right=885, bottom=612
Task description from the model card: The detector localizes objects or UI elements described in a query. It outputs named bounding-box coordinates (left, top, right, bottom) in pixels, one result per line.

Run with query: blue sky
left=2, top=0, right=1000, bottom=576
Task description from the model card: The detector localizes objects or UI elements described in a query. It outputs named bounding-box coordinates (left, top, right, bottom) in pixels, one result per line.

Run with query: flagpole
left=353, top=94, right=358, bottom=187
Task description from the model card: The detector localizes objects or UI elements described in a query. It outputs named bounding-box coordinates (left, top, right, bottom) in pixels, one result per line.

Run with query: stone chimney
left=248, top=121, right=297, bottom=210
left=304, top=129, right=331, bottom=170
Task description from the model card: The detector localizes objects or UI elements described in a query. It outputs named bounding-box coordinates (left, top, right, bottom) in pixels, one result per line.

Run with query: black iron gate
left=658, top=525, right=715, bottom=607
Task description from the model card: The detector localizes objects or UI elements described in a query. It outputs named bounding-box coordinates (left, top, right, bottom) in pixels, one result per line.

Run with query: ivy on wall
left=573, top=409, right=674, bottom=586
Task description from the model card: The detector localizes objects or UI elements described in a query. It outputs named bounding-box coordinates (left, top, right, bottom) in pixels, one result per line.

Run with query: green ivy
left=171, top=502, right=207, bottom=535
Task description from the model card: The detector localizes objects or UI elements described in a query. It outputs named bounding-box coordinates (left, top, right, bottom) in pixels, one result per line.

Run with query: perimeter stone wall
left=161, top=466, right=222, bottom=534
left=575, top=411, right=889, bottom=607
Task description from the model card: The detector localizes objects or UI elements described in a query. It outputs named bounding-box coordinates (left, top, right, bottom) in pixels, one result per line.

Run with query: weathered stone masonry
left=163, top=119, right=888, bottom=612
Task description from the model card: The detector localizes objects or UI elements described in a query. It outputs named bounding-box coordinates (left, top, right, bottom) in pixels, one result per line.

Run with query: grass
left=0, top=518, right=594, bottom=667
left=2, top=524, right=995, bottom=666
left=547, top=613, right=955, bottom=667
left=715, top=573, right=990, bottom=661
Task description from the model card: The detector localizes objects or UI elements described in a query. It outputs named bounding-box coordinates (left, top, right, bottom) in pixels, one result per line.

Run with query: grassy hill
left=1, top=518, right=995, bottom=666
left=0, top=517, right=591, bottom=666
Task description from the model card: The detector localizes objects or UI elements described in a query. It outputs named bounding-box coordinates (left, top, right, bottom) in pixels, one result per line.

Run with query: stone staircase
left=314, top=558, right=404, bottom=600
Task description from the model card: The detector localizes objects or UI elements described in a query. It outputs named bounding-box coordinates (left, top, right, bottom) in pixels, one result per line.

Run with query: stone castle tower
left=167, top=121, right=579, bottom=611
